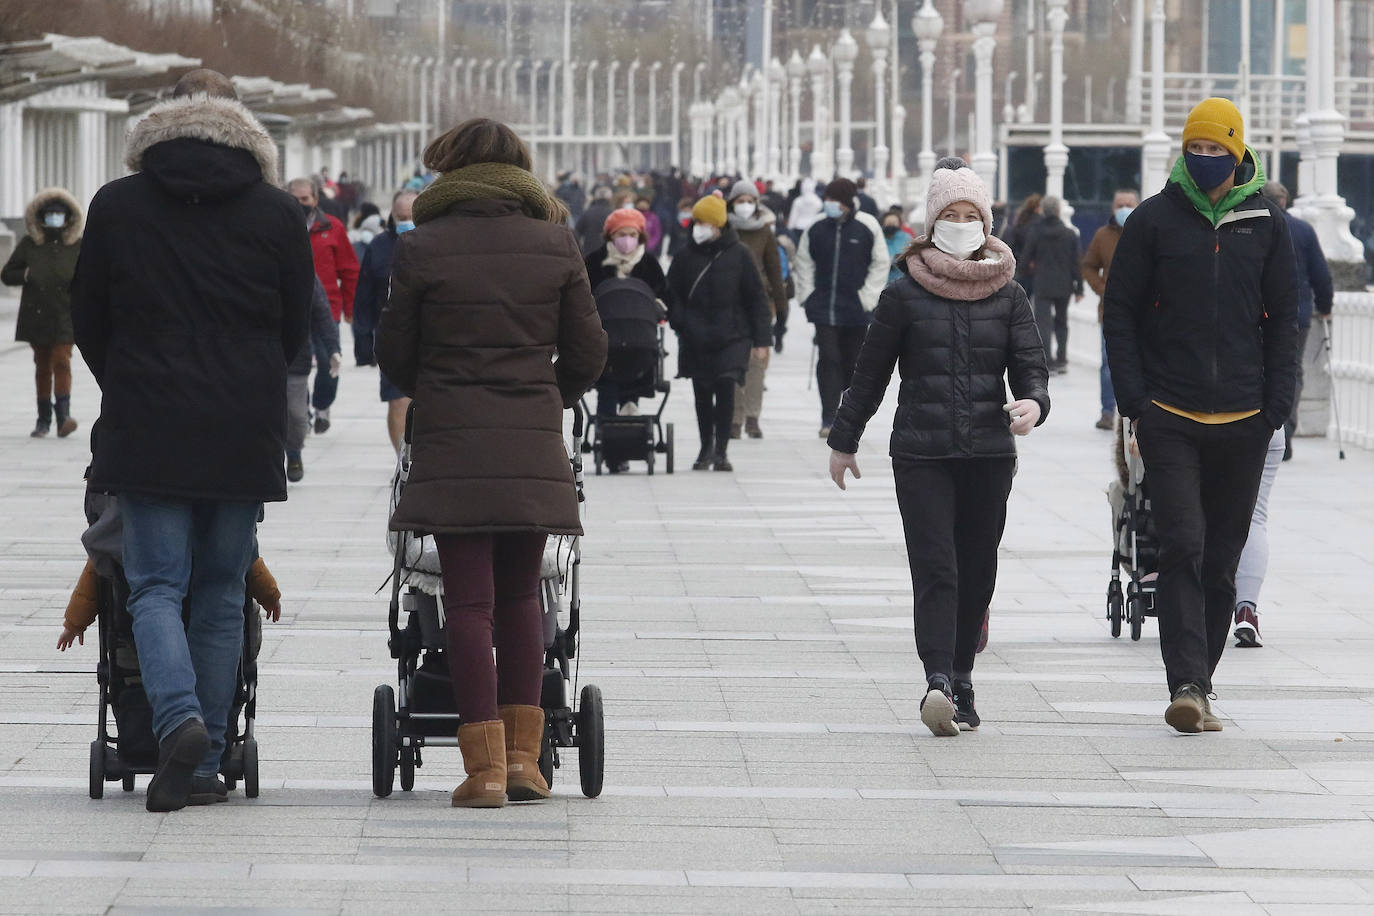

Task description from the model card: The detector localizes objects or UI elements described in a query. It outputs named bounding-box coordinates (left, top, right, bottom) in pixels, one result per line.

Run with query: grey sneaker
left=1165, top=684, right=1206, bottom=734
left=920, top=675, right=959, bottom=737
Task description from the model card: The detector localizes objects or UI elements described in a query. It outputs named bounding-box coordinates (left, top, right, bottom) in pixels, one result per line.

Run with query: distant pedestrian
left=69, top=68, right=313, bottom=811
left=726, top=179, right=788, bottom=440
left=664, top=192, right=772, bottom=473
left=575, top=186, right=615, bottom=254
left=285, top=278, right=340, bottom=482
left=786, top=178, right=824, bottom=241
left=1022, top=196, right=1082, bottom=373
left=1260, top=181, right=1333, bottom=461
left=2, top=187, right=83, bottom=438
left=349, top=202, right=382, bottom=263
left=880, top=210, right=914, bottom=283
left=635, top=194, right=664, bottom=256
left=827, top=159, right=1049, bottom=737
left=355, top=190, right=419, bottom=451
left=1002, top=193, right=1042, bottom=298
left=1104, top=97, right=1298, bottom=734
left=1081, top=188, right=1139, bottom=430
left=289, top=176, right=358, bottom=434
left=376, top=117, right=606, bottom=808
left=855, top=177, right=880, bottom=218
left=554, top=171, right=586, bottom=222
left=793, top=178, right=889, bottom=437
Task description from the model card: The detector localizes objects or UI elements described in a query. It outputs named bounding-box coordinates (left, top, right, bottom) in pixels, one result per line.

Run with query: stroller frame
left=1106, top=417, right=1158, bottom=641
left=584, top=324, right=676, bottom=476
left=88, top=572, right=261, bottom=799
left=371, top=402, right=605, bottom=799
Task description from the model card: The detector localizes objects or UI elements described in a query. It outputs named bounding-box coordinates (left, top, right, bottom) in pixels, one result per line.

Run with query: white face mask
left=931, top=219, right=986, bottom=259
left=733, top=201, right=756, bottom=219
left=692, top=223, right=718, bottom=245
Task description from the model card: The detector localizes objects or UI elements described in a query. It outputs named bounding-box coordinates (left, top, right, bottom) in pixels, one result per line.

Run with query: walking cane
left=1321, top=318, right=1347, bottom=460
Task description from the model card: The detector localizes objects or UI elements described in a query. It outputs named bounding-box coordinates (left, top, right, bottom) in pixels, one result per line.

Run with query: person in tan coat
left=726, top=179, right=788, bottom=439
left=376, top=118, right=607, bottom=809
left=1081, top=188, right=1138, bottom=429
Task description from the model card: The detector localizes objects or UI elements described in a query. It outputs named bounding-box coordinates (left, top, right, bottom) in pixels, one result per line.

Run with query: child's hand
left=261, top=598, right=281, bottom=623
left=57, top=626, right=83, bottom=651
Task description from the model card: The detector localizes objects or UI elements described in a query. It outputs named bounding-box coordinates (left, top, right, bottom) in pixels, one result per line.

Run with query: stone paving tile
left=4, top=302, right=1374, bottom=912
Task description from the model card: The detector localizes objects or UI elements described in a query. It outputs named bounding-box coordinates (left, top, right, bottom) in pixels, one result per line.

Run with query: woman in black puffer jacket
left=826, top=160, right=1049, bottom=738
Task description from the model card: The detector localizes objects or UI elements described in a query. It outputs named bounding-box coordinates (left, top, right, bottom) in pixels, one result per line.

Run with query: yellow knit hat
left=1182, top=97, right=1245, bottom=163
left=691, top=192, right=728, bottom=228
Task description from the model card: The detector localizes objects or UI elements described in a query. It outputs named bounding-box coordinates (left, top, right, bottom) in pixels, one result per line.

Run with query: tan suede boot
left=452, top=720, right=507, bottom=808
left=499, top=705, right=551, bottom=801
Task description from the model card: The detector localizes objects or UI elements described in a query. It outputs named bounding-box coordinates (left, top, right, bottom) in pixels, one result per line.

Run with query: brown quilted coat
left=376, top=197, right=607, bottom=535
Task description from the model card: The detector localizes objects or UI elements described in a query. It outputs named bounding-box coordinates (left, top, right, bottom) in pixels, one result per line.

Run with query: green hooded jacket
left=1168, top=145, right=1267, bottom=227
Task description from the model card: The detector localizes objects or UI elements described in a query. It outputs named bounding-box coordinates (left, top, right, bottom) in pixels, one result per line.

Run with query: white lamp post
left=965, top=0, right=1003, bottom=191
left=529, top=60, right=544, bottom=134
left=1300, top=0, right=1363, bottom=261
left=584, top=61, right=599, bottom=137
left=720, top=86, right=740, bottom=174
left=1126, top=0, right=1144, bottom=123
left=867, top=10, right=891, bottom=200
left=912, top=0, right=943, bottom=196
left=737, top=73, right=751, bottom=178
left=1043, top=0, right=1072, bottom=223
left=702, top=100, right=716, bottom=175
left=752, top=70, right=768, bottom=178
left=671, top=62, right=685, bottom=169
left=478, top=58, right=494, bottom=100
left=607, top=60, right=621, bottom=141
left=787, top=51, right=805, bottom=180
left=1140, top=0, right=1171, bottom=193
left=807, top=44, right=832, bottom=179
left=628, top=59, right=641, bottom=146
left=768, top=57, right=786, bottom=180
left=832, top=29, right=859, bottom=178
left=648, top=61, right=661, bottom=140
left=1003, top=71, right=1018, bottom=123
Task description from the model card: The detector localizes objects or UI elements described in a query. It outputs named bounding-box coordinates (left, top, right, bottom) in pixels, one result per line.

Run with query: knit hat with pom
left=923, top=158, right=993, bottom=238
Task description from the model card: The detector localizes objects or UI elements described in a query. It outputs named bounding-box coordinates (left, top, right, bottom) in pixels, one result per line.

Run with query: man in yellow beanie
left=1103, top=97, right=1298, bottom=734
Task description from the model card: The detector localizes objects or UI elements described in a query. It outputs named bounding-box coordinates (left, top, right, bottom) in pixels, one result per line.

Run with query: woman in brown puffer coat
left=376, top=118, right=607, bottom=809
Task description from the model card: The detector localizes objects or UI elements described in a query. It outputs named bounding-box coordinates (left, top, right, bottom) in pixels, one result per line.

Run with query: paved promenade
left=4, top=293, right=1374, bottom=914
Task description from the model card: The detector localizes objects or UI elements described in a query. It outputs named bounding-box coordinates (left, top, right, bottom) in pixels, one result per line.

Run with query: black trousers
left=816, top=324, right=867, bottom=426
left=1034, top=295, right=1069, bottom=363
left=1134, top=405, right=1272, bottom=695
left=1285, top=324, right=1312, bottom=446
left=894, top=457, right=1017, bottom=680
left=692, top=377, right=736, bottom=451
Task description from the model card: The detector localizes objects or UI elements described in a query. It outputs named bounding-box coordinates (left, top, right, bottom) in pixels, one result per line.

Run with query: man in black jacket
left=1104, top=98, right=1297, bottom=734
left=71, top=70, right=314, bottom=811
left=1022, top=196, right=1083, bottom=373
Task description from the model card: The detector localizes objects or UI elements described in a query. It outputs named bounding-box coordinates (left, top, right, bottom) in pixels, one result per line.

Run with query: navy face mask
left=1184, top=152, right=1237, bottom=192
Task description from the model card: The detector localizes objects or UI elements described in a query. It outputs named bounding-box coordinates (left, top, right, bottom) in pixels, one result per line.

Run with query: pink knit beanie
left=924, top=160, right=994, bottom=239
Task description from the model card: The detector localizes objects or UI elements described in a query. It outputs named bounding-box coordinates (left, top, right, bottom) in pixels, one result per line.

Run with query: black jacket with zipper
left=1102, top=181, right=1298, bottom=426
left=826, top=263, right=1049, bottom=460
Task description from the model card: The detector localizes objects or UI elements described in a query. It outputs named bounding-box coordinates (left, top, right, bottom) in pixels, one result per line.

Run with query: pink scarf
left=904, top=235, right=1016, bottom=302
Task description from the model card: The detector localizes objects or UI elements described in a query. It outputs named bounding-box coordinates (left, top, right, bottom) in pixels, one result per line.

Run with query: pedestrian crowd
left=3, top=69, right=1337, bottom=810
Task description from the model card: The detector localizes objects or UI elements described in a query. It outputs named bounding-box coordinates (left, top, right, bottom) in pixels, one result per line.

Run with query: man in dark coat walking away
left=70, top=69, right=314, bottom=812
left=1022, top=196, right=1082, bottom=374
left=356, top=190, right=419, bottom=452
left=1104, top=97, right=1297, bottom=735
left=575, top=186, right=616, bottom=254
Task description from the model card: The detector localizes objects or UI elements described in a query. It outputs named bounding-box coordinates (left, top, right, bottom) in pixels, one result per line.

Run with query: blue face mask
left=1114, top=206, right=1134, bottom=226
left=395, top=220, right=415, bottom=234
left=823, top=200, right=844, bottom=220
left=1183, top=152, right=1237, bottom=192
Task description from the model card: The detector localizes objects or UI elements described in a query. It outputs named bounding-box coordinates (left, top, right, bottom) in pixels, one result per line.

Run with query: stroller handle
left=571, top=399, right=586, bottom=440
left=404, top=401, right=416, bottom=446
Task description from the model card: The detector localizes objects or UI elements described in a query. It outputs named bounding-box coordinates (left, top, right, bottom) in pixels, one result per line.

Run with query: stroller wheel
left=371, top=685, right=398, bottom=798
left=243, top=738, right=260, bottom=799
left=1107, top=584, right=1124, bottom=639
left=122, top=773, right=136, bottom=793
left=577, top=684, right=605, bottom=799
left=665, top=424, right=675, bottom=474
left=400, top=745, right=416, bottom=792
left=88, top=740, right=105, bottom=800
left=1128, top=595, right=1145, bottom=642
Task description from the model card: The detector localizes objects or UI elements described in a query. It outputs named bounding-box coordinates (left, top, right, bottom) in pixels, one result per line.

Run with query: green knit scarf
left=412, top=162, right=567, bottom=226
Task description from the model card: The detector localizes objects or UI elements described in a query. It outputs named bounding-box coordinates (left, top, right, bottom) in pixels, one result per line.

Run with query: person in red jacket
left=290, top=176, right=359, bottom=433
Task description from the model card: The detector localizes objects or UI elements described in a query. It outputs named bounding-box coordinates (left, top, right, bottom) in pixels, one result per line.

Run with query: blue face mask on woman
left=823, top=200, right=844, bottom=220
left=395, top=220, right=415, bottom=233
left=1183, top=152, right=1237, bottom=192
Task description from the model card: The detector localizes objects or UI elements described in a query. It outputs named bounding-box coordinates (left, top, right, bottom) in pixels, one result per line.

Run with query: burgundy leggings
left=435, top=532, right=546, bottom=723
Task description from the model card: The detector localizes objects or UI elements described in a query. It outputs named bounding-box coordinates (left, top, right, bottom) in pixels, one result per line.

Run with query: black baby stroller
left=585, top=277, right=675, bottom=475
left=371, top=403, right=605, bottom=798
left=1106, top=417, right=1160, bottom=641
left=85, top=492, right=262, bottom=799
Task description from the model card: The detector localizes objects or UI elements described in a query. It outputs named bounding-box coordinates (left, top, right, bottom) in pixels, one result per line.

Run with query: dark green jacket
left=2, top=188, right=83, bottom=345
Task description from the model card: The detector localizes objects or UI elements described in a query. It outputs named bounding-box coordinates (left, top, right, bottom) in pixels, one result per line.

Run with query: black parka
left=1021, top=214, right=1083, bottom=301
left=1, top=188, right=83, bottom=345
left=664, top=225, right=772, bottom=382
left=827, top=265, right=1050, bottom=459
left=1102, top=177, right=1298, bottom=425
left=70, top=95, right=314, bottom=503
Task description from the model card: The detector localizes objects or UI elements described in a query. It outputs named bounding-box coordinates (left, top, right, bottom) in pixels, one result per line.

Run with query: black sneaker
left=146, top=718, right=210, bottom=812
left=692, top=447, right=713, bottom=471
left=952, top=678, right=980, bottom=731
left=920, top=675, right=959, bottom=737
left=188, top=774, right=229, bottom=806
left=313, top=409, right=331, bottom=435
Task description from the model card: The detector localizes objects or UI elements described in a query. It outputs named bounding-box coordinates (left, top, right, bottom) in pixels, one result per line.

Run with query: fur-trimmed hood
left=24, top=187, right=83, bottom=246
left=125, top=95, right=279, bottom=187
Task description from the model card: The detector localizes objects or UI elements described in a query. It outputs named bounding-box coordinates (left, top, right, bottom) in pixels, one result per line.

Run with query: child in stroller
left=586, top=277, right=675, bottom=476
left=1106, top=418, right=1160, bottom=640
left=63, top=488, right=277, bottom=802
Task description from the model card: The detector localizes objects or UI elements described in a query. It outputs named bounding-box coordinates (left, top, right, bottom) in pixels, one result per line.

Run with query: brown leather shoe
left=745, top=417, right=763, bottom=439
left=499, top=705, right=550, bottom=801
left=452, top=720, right=506, bottom=808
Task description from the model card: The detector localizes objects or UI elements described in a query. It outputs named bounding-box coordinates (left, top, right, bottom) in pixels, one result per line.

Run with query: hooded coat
left=1, top=188, right=84, bottom=345
left=70, top=94, right=315, bottom=503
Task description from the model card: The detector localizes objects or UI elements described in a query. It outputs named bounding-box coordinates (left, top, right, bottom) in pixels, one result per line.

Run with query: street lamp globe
left=832, top=29, right=859, bottom=65
left=867, top=10, right=891, bottom=51
left=912, top=0, right=944, bottom=43
left=963, top=0, right=1004, bottom=24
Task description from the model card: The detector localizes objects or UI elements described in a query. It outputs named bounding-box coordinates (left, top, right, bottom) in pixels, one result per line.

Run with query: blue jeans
left=1100, top=328, right=1116, bottom=414
left=121, top=496, right=260, bottom=776
left=311, top=327, right=339, bottom=411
